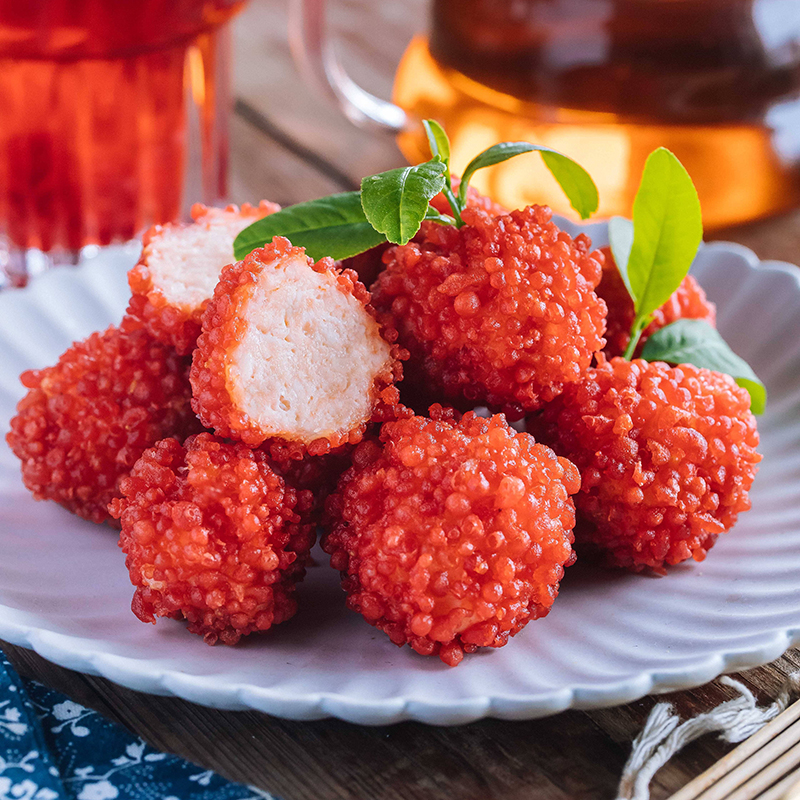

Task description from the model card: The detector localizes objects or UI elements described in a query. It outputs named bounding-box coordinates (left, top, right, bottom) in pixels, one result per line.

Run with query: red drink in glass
left=0, top=0, right=243, bottom=283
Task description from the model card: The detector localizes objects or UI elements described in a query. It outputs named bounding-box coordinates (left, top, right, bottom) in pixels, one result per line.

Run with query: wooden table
left=3, top=1, right=800, bottom=798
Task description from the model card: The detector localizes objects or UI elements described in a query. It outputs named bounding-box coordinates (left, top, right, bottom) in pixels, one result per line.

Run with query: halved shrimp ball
left=191, top=236, right=405, bottom=458
left=125, top=201, right=279, bottom=354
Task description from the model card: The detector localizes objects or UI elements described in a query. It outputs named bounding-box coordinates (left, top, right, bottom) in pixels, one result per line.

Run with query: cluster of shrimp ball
left=7, top=186, right=760, bottom=666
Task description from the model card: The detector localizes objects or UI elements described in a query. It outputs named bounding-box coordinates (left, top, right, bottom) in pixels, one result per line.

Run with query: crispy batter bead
left=598, top=246, right=717, bottom=358
left=190, top=236, right=406, bottom=455
left=6, top=326, right=201, bottom=526
left=323, top=406, right=580, bottom=666
left=124, top=201, right=279, bottom=355
left=531, top=357, right=761, bottom=573
left=109, top=433, right=315, bottom=645
left=371, top=205, right=607, bottom=417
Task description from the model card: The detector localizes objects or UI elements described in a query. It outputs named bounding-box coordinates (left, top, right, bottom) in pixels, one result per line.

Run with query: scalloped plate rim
left=2, top=617, right=800, bottom=724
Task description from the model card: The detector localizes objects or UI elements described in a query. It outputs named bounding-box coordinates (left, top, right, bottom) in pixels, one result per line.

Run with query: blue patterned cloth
left=0, top=653, right=276, bottom=800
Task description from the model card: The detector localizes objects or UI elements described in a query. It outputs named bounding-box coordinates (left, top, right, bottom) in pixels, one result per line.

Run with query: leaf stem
left=441, top=184, right=464, bottom=227
left=623, top=315, right=650, bottom=360
left=457, top=177, right=470, bottom=209
left=425, top=207, right=457, bottom=226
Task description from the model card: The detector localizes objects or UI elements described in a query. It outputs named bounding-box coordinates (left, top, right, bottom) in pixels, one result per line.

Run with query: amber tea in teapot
left=392, top=0, right=800, bottom=227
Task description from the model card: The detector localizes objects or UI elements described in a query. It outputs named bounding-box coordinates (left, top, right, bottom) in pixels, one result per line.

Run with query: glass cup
left=290, top=0, right=800, bottom=229
left=0, top=0, right=244, bottom=286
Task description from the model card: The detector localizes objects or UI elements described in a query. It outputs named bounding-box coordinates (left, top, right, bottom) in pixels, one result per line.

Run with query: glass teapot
left=290, top=0, right=800, bottom=229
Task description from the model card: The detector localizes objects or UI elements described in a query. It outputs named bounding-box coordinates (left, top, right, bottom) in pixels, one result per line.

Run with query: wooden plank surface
left=3, top=2, right=800, bottom=799
left=230, top=0, right=424, bottom=186
left=4, top=641, right=800, bottom=800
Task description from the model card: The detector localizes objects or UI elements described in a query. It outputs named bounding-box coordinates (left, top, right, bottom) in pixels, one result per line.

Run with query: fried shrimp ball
left=530, top=356, right=761, bottom=573
left=323, top=408, right=580, bottom=666
left=598, top=247, right=716, bottom=358
left=125, top=201, right=279, bottom=354
left=191, top=236, right=404, bottom=458
left=6, top=326, right=201, bottom=525
left=371, top=205, right=607, bottom=416
left=109, top=433, right=314, bottom=644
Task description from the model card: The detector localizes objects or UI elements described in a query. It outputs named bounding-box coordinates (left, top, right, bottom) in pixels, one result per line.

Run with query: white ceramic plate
left=1, top=230, right=800, bottom=726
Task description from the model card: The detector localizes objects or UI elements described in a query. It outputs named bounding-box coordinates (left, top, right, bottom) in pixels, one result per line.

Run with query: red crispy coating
left=190, top=236, right=405, bottom=456
left=6, top=326, right=201, bottom=526
left=124, top=201, right=279, bottom=355
left=530, top=356, right=761, bottom=573
left=371, top=205, right=607, bottom=417
left=598, top=246, right=717, bottom=358
left=273, top=449, right=354, bottom=523
left=267, top=406, right=415, bottom=522
left=109, top=433, right=314, bottom=644
left=323, top=407, right=580, bottom=666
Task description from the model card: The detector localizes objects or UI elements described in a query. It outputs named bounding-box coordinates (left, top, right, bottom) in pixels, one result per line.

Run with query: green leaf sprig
left=233, top=120, right=598, bottom=262
left=610, top=147, right=704, bottom=360
left=360, top=159, right=447, bottom=245
left=458, top=142, right=598, bottom=221
left=608, top=147, right=766, bottom=413
left=425, top=121, right=598, bottom=226
left=233, top=192, right=385, bottom=262
left=422, top=119, right=459, bottom=221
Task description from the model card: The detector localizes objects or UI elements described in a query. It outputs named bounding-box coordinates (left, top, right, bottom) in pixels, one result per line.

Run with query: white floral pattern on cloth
left=0, top=654, right=276, bottom=800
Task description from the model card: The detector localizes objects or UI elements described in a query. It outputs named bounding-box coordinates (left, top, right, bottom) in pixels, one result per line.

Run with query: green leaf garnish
left=233, top=124, right=598, bottom=263
left=607, top=216, right=635, bottom=299
left=361, top=159, right=447, bottom=245
left=423, top=120, right=450, bottom=170
left=423, top=119, right=461, bottom=222
left=627, top=148, right=703, bottom=317
left=617, top=151, right=763, bottom=412
left=627, top=147, right=703, bottom=315
left=641, top=319, right=766, bottom=414
left=615, top=147, right=704, bottom=358
left=233, top=192, right=387, bottom=262
left=458, top=142, right=598, bottom=220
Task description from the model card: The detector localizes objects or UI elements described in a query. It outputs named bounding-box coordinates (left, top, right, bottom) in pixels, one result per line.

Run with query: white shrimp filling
left=228, top=253, right=393, bottom=442
left=146, top=211, right=254, bottom=311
